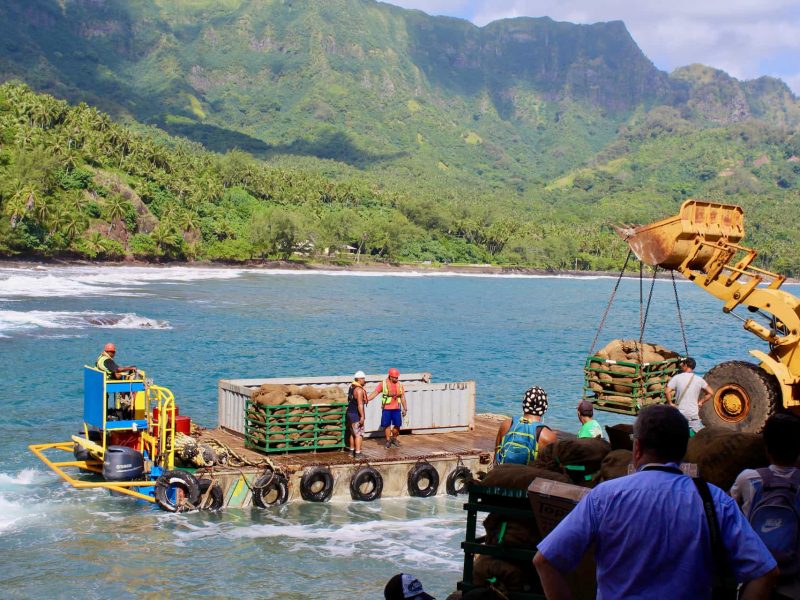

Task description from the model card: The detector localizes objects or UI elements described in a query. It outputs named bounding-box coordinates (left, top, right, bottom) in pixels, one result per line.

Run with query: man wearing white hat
left=346, top=371, right=368, bottom=457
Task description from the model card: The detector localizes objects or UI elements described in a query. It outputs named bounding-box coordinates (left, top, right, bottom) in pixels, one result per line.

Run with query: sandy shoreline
left=2, top=256, right=797, bottom=283
left=0, top=256, right=614, bottom=277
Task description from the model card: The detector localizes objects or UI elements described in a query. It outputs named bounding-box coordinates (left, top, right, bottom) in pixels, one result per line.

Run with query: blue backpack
left=497, top=417, right=543, bottom=465
left=748, top=468, right=800, bottom=577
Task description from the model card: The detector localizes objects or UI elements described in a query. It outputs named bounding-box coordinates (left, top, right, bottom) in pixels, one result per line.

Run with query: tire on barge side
left=350, top=466, right=383, bottom=502
left=251, top=469, right=289, bottom=508
left=154, top=470, right=201, bottom=512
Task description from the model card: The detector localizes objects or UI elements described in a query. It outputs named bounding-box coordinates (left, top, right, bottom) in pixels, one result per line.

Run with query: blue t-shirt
left=537, top=464, right=776, bottom=599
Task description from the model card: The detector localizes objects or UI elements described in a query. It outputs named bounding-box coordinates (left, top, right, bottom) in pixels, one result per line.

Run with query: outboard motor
left=73, top=429, right=103, bottom=462
left=102, top=445, right=145, bottom=481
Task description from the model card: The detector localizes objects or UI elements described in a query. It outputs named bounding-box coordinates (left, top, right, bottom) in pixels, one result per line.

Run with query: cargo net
left=583, top=339, right=683, bottom=415
left=245, top=384, right=347, bottom=454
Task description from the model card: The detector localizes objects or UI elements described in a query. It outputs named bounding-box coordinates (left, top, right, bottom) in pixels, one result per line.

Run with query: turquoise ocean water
left=0, top=264, right=791, bottom=598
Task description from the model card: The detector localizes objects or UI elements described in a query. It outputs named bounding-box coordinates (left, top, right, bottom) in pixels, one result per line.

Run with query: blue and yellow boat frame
left=29, top=366, right=178, bottom=504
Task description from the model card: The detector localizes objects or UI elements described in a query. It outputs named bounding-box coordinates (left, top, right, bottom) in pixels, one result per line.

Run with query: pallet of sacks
left=583, top=339, right=682, bottom=414
left=245, top=383, right=347, bottom=453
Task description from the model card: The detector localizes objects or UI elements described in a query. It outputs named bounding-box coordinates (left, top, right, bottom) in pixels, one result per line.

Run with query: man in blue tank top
left=494, top=386, right=557, bottom=465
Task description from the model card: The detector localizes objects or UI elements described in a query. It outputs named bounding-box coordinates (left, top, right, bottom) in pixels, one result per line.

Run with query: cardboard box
left=527, top=478, right=590, bottom=537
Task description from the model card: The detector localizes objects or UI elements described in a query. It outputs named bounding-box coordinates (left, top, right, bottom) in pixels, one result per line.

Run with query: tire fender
left=251, top=469, right=289, bottom=508
left=300, top=466, right=335, bottom=502
left=198, top=479, right=225, bottom=511
left=350, top=466, right=383, bottom=501
left=445, top=466, right=472, bottom=496
left=154, top=470, right=201, bottom=512
left=408, top=461, right=439, bottom=497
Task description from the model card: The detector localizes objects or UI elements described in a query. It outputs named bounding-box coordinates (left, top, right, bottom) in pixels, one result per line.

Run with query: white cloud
left=389, top=0, right=800, bottom=94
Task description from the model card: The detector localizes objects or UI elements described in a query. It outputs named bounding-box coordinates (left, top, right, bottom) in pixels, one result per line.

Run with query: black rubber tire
left=197, top=479, right=225, bottom=511
left=350, top=467, right=383, bottom=501
left=251, top=470, right=289, bottom=508
left=154, top=470, right=201, bottom=513
left=408, top=461, right=439, bottom=497
left=300, top=466, right=334, bottom=502
left=445, top=466, right=472, bottom=496
left=701, top=360, right=780, bottom=433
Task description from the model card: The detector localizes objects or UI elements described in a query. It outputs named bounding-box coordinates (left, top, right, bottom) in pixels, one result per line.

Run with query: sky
left=389, top=0, right=800, bottom=96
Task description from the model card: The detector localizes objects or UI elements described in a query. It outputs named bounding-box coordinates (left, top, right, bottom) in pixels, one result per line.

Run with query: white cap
left=354, top=370, right=366, bottom=379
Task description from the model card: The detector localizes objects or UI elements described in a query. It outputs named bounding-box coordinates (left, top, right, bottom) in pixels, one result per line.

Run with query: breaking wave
left=0, top=310, right=171, bottom=336
left=0, top=265, right=246, bottom=298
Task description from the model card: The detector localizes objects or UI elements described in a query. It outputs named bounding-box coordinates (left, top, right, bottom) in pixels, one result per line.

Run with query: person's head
left=104, top=342, right=116, bottom=355
left=763, top=413, right=800, bottom=466
left=632, top=404, right=689, bottom=467
left=384, top=573, right=435, bottom=600
left=522, top=386, right=548, bottom=417
left=354, top=370, right=366, bottom=385
left=577, top=400, right=594, bottom=420
left=388, top=368, right=400, bottom=382
left=682, top=357, right=696, bottom=372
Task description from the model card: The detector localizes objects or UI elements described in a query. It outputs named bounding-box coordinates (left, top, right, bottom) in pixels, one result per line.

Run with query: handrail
left=148, top=385, right=176, bottom=469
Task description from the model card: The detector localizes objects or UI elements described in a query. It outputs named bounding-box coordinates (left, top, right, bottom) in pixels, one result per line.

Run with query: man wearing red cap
left=369, top=368, right=407, bottom=449
left=96, top=342, right=137, bottom=380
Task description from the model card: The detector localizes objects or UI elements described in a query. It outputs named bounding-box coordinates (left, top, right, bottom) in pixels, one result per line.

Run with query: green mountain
left=1, top=1, right=799, bottom=272
left=2, top=0, right=796, bottom=187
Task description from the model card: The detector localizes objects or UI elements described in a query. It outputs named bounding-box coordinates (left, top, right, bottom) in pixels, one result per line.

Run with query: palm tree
left=105, top=194, right=127, bottom=233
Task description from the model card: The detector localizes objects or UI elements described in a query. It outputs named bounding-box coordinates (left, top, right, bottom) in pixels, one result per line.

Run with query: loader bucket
left=616, top=200, right=744, bottom=270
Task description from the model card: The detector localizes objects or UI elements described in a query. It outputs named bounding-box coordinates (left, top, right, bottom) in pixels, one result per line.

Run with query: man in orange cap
left=369, top=368, right=407, bottom=448
left=96, top=342, right=137, bottom=380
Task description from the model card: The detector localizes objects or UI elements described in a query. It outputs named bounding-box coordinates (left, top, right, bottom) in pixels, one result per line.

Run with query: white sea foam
left=0, top=310, right=170, bottom=336
left=0, top=495, right=28, bottom=532
left=177, top=514, right=462, bottom=569
left=0, top=265, right=246, bottom=298
left=0, top=468, right=43, bottom=487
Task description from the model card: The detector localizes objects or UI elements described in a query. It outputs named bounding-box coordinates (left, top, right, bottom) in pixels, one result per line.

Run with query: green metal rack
left=244, top=399, right=346, bottom=454
left=458, top=484, right=546, bottom=600
left=583, top=355, right=682, bottom=415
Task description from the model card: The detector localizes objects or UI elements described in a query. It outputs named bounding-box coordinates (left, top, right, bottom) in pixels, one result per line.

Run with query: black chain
left=589, top=249, right=633, bottom=356
left=639, top=265, right=658, bottom=349
left=672, top=271, right=689, bottom=356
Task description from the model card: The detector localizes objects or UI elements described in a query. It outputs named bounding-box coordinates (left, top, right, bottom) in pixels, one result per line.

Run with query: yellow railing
left=147, top=384, right=176, bottom=470
left=28, top=441, right=156, bottom=503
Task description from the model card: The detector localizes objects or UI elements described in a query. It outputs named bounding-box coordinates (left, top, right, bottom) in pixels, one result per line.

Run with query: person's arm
left=699, top=382, right=714, bottom=407
left=738, top=567, right=778, bottom=600
left=356, top=388, right=366, bottom=424
left=538, top=426, right=557, bottom=449
left=367, top=383, right=382, bottom=402
left=533, top=552, right=573, bottom=600
left=495, top=419, right=511, bottom=455
left=400, top=388, right=407, bottom=415
left=664, top=384, right=675, bottom=406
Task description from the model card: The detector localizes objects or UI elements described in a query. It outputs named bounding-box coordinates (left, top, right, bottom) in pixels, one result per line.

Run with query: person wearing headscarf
left=494, top=386, right=557, bottom=465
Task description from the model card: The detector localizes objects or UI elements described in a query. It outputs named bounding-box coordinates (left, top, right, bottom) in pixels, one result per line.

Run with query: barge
left=30, top=368, right=498, bottom=511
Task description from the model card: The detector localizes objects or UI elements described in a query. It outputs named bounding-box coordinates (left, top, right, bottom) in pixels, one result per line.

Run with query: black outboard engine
left=102, top=445, right=145, bottom=481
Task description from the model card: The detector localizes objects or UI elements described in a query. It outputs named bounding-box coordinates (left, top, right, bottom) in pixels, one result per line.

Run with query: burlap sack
left=612, top=377, right=635, bottom=393
left=549, top=438, right=612, bottom=486
left=684, top=428, right=767, bottom=490
left=255, top=383, right=290, bottom=395
left=472, top=556, right=533, bottom=592
left=254, top=390, right=286, bottom=407
left=479, top=464, right=569, bottom=490
left=299, top=386, right=324, bottom=400
left=285, top=394, right=309, bottom=406
left=287, top=385, right=302, bottom=395
left=600, top=449, right=633, bottom=481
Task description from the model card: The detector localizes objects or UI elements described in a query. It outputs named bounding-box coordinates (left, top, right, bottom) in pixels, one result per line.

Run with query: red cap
left=104, top=342, right=116, bottom=353
left=388, top=368, right=400, bottom=378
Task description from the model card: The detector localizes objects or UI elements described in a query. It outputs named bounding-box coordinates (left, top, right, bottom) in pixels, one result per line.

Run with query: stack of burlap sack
left=246, top=384, right=348, bottom=450
left=586, top=339, right=681, bottom=404
left=469, top=425, right=770, bottom=598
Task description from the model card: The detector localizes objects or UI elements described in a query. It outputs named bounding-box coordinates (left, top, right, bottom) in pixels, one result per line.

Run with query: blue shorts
left=380, top=409, right=402, bottom=429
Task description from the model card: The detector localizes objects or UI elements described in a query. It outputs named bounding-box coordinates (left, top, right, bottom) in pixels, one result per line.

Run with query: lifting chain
left=638, top=264, right=658, bottom=351
left=671, top=270, right=689, bottom=357
left=588, top=249, right=633, bottom=356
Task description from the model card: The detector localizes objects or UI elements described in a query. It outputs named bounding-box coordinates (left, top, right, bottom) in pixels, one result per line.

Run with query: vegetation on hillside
left=1, top=83, right=799, bottom=274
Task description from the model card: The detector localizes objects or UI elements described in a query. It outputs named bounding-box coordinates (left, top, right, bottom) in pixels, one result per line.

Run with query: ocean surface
left=0, top=264, right=791, bottom=599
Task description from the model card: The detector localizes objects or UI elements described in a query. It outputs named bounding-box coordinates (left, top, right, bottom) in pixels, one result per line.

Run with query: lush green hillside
left=2, top=0, right=797, bottom=189
left=1, top=2, right=799, bottom=273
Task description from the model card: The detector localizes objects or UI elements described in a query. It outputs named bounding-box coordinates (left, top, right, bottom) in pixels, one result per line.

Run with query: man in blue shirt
left=533, top=404, right=778, bottom=600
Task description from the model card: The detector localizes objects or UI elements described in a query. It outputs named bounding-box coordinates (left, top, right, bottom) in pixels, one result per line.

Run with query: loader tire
left=700, top=361, right=779, bottom=433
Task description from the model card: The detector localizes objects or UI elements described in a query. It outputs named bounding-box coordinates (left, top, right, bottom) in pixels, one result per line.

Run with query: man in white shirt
left=665, top=357, right=714, bottom=433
